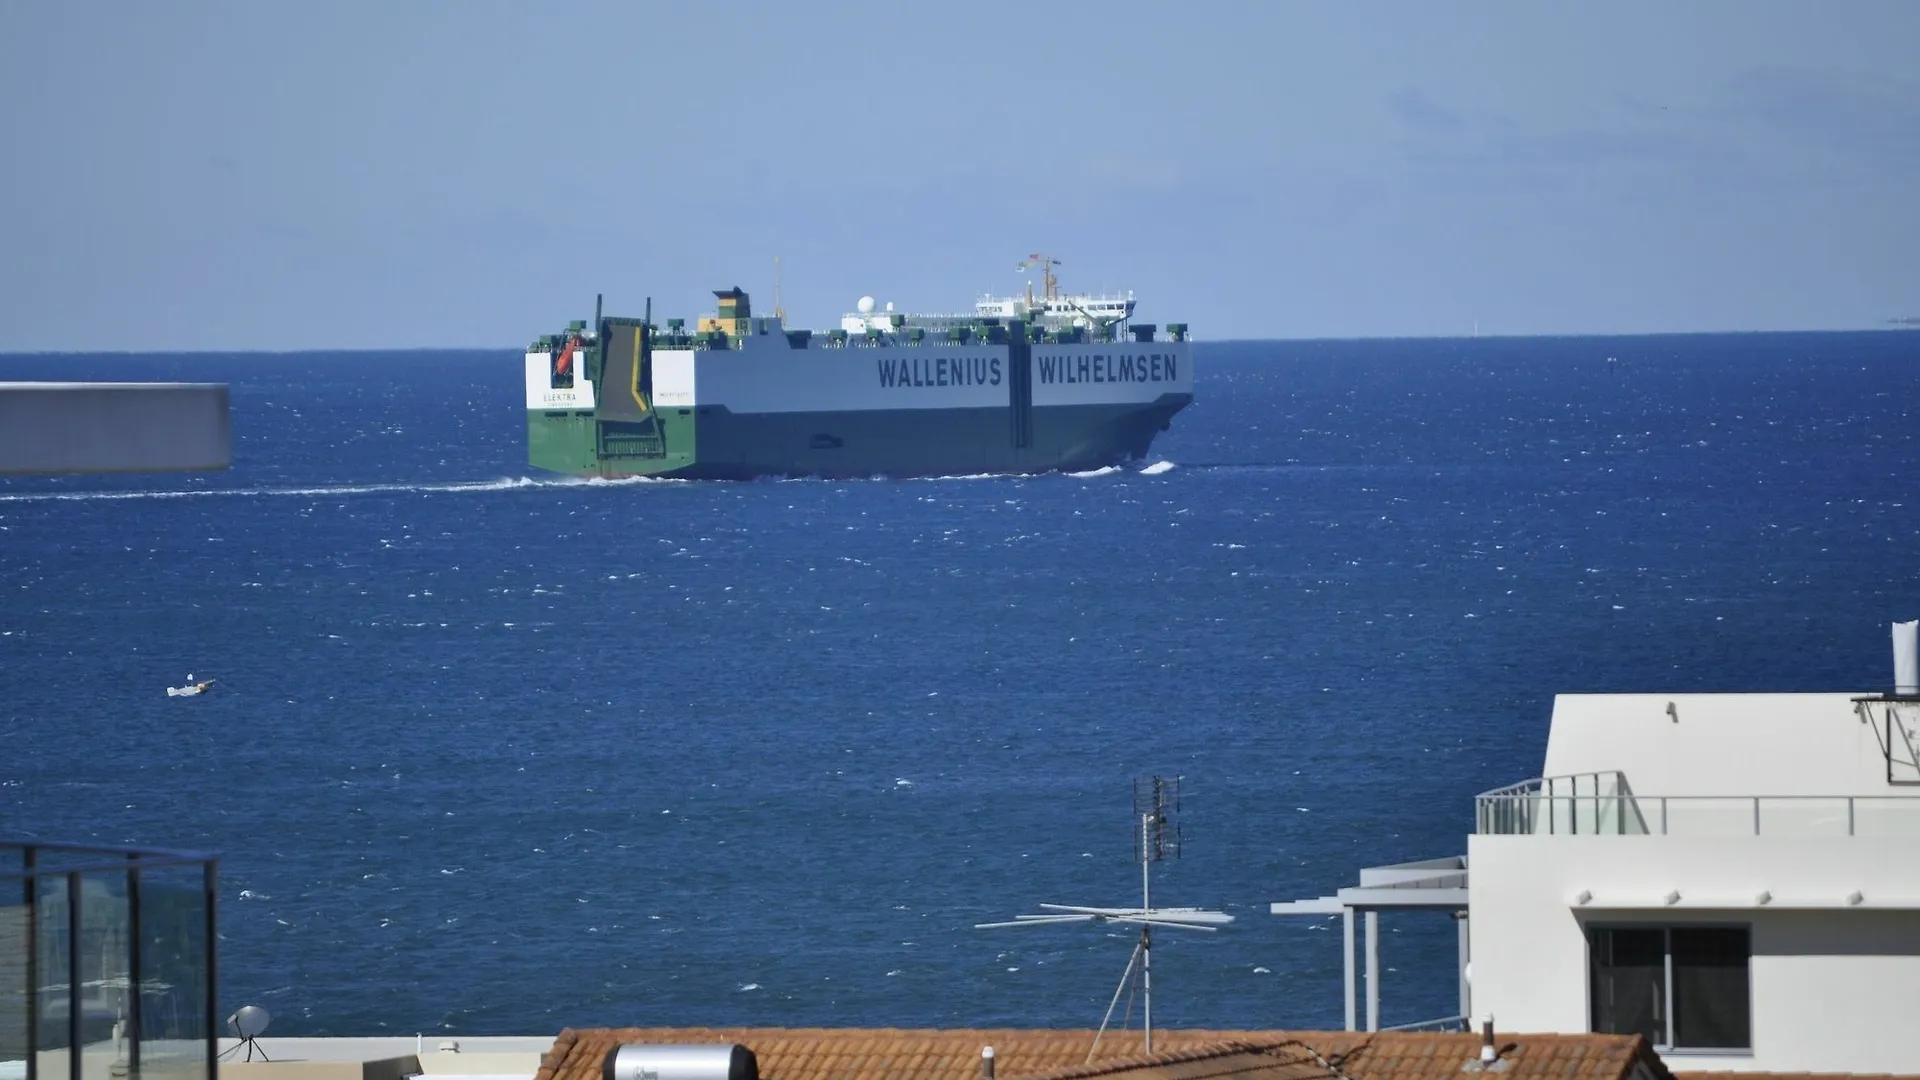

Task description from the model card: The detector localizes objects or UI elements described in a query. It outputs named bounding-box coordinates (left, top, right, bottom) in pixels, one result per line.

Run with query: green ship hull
left=528, top=398, right=1190, bottom=481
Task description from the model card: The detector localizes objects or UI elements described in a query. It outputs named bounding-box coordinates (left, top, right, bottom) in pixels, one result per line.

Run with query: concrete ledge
left=415, top=1052, right=545, bottom=1075
left=224, top=1056, right=418, bottom=1080
left=0, top=382, right=230, bottom=474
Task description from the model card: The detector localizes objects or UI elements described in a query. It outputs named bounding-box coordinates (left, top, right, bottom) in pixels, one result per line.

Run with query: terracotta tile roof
left=1678, top=1074, right=1920, bottom=1080
left=536, top=1028, right=1673, bottom=1080
left=1018, top=1033, right=1673, bottom=1080
left=538, top=1028, right=1267, bottom=1080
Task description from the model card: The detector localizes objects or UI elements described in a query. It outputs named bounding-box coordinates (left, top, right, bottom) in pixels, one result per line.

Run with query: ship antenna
left=1018, top=254, right=1063, bottom=303
left=975, top=775, right=1229, bottom=1063
left=774, top=256, right=787, bottom=324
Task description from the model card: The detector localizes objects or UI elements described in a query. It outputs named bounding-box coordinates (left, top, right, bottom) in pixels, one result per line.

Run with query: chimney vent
left=981, top=1047, right=995, bottom=1080
left=1463, top=1017, right=1510, bottom=1073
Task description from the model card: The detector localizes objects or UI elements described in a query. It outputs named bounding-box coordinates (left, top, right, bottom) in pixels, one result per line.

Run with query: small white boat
left=166, top=674, right=215, bottom=697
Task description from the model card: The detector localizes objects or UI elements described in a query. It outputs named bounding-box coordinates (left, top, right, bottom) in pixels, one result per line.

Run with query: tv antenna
left=219, top=1005, right=272, bottom=1062
left=976, top=775, right=1231, bottom=1061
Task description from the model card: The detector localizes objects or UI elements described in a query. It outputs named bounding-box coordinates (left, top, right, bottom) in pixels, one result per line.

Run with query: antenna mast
left=774, top=256, right=786, bottom=323
left=1017, top=254, right=1062, bottom=303
left=1129, top=775, right=1180, bottom=1056
left=976, top=775, right=1228, bottom=1063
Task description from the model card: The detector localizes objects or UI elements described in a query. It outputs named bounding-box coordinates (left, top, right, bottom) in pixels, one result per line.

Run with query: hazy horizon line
left=3, top=323, right=1916, bottom=360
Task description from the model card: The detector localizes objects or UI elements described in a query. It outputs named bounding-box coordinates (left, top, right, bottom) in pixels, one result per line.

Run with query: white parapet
left=1894, top=620, right=1917, bottom=696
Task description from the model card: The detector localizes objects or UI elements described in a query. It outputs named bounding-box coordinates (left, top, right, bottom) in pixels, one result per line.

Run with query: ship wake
left=0, top=475, right=677, bottom=503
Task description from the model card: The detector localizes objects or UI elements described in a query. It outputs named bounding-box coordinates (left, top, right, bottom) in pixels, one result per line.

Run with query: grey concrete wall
left=0, top=383, right=229, bottom=475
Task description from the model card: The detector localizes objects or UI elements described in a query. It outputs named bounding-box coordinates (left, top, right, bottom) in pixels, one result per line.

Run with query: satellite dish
left=228, top=1005, right=269, bottom=1038
left=222, top=1006, right=272, bottom=1062
left=857, top=295, right=876, bottom=314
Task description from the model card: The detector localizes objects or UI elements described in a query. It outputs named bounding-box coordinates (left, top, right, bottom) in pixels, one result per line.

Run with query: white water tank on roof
left=603, top=1045, right=758, bottom=1080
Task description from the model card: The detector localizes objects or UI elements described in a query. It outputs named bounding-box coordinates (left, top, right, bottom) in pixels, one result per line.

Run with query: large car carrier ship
left=524, top=259, right=1192, bottom=480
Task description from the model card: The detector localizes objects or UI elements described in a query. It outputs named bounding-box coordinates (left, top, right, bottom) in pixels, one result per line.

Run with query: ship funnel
left=1895, top=620, right=1918, bottom=696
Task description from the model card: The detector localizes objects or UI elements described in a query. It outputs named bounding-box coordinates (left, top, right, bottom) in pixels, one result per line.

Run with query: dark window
left=1588, top=925, right=1750, bottom=1051
left=1590, top=927, right=1663, bottom=1043
left=1672, top=927, right=1751, bottom=1049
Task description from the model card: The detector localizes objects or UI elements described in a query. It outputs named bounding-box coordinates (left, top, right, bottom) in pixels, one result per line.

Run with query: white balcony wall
left=1541, top=694, right=1906, bottom=796
left=1468, top=834, right=1920, bottom=1075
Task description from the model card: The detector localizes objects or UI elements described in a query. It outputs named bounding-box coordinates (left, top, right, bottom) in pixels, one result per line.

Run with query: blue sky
left=2, top=1, right=1915, bottom=350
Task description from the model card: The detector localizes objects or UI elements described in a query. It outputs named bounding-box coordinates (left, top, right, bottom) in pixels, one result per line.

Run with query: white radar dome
left=857, top=295, right=876, bottom=314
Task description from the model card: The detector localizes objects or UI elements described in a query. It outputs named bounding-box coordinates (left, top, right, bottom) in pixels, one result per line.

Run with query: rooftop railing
left=1381, top=1014, right=1469, bottom=1033
left=1475, top=773, right=1920, bottom=837
left=1, top=840, right=218, bottom=1080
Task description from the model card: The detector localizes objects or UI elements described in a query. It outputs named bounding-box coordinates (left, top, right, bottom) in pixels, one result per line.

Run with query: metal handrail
left=1, top=840, right=219, bottom=1080
left=1382, top=1014, right=1468, bottom=1033
left=1474, top=772, right=1643, bottom=835
left=3, top=838, right=215, bottom=859
left=0, top=854, right=218, bottom=879
left=1475, top=791, right=1920, bottom=836
left=1474, top=771, right=1630, bottom=801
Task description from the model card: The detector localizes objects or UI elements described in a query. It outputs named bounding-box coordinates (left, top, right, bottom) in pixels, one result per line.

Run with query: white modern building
left=1276, top=624, right=1920, bottom=1075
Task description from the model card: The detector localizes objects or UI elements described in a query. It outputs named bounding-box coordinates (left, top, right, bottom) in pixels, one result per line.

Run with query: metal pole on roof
left=129, top=856, right=144, bottom=1072
left=25, top=846, right=38, bottom=1080
left=205, top=859, right=220, bottom=1080
left=1140, top=813, right=1153, bottom=1055
left=69, top=871, right=82, bottom=1080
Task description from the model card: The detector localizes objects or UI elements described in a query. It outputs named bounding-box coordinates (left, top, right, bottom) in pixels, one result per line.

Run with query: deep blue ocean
left=5, top=331, right=1919, bottom=1036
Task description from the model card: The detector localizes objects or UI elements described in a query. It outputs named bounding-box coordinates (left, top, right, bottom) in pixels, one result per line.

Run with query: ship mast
left=1019, top=254, right=1062, bottom=305
left=774, top=256, right=787, bottom=323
